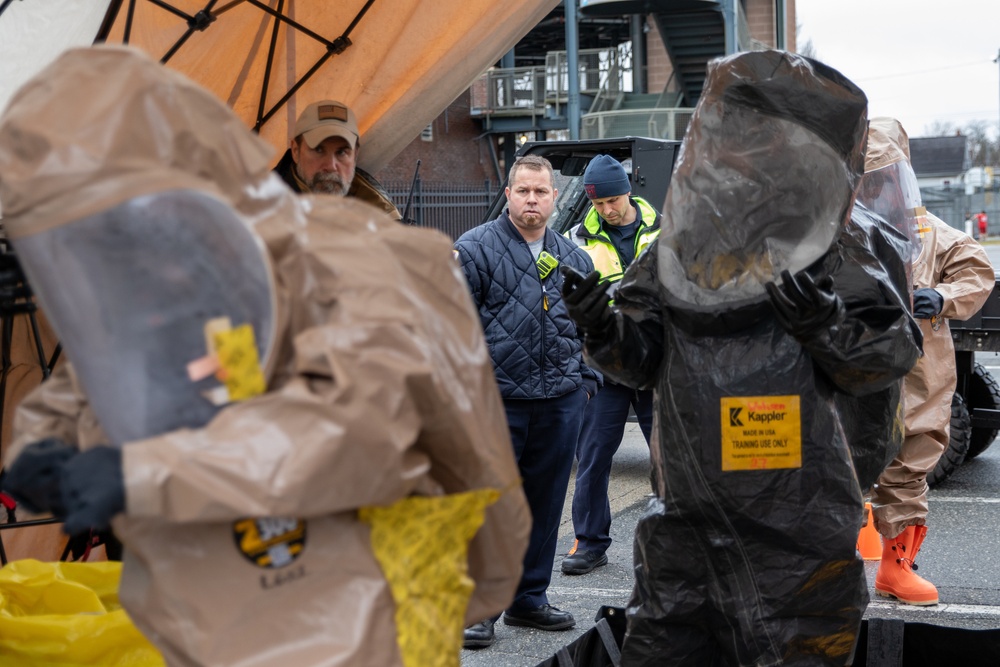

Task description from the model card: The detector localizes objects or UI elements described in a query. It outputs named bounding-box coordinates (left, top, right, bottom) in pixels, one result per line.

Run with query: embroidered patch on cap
left=317, top=104, right=348, bottom=122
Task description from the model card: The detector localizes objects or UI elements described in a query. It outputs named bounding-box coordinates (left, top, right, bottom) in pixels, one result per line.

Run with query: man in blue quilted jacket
left=455, top=154, right=601, bottom=649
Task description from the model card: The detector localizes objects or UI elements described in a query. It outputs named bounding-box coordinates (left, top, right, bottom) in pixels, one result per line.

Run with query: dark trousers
left=571, top=381, right=653, bottom=554
left=504, top=388, right=589, bottom=610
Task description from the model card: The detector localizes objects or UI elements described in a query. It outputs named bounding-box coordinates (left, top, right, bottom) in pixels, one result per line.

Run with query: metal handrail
left=735, top=0, right=752, bottom=52
left=471, top=46, right=629, bottom=118
left=580, top=107, right=695, bottom=141
left=470, top=66, right=547, bottom=116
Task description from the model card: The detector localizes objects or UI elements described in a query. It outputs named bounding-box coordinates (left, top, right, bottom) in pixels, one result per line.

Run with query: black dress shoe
left=463, top=619, right=495, bottom=649
left=503, top=604, right=576, bottom=630
left=562, top=548, right=608, bottom=575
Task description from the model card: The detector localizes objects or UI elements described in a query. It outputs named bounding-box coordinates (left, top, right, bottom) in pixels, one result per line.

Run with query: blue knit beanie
left=583, top=154, right=630, bottom=199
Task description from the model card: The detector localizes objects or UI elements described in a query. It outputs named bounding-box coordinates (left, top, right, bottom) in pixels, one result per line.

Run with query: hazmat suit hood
left=858, top=117, right=925, bottom=258
left=0, top=45, right=282, bottom=447
left=0, top=46, right=530, bottom=666
left=657, top=50, right=868, bottom=322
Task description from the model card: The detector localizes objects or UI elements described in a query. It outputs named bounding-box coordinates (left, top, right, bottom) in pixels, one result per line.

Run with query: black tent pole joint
left=328, top=36, right=352, bottom=55
left=188, top=9, right=216, bottom=31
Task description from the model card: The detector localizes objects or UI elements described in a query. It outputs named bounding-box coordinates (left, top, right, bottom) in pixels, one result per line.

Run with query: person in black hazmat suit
left=561, top=50, right=921, bottom=666
left=837, top=187, right=923, bottom=493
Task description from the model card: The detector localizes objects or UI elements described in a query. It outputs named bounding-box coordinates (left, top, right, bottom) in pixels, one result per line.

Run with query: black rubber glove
left=60, top=445, right=125, bottom=536
left=561, top=265, right=613, bottom=335
left=912, top=288, right=944, bottom=319
left=766, top=269, right=841, bottom=338
left=1, top=438, right=76, bottom=516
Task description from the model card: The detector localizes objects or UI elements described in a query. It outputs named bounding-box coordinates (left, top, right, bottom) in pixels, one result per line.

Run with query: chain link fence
left=922, top=187, right=1000, bottom=238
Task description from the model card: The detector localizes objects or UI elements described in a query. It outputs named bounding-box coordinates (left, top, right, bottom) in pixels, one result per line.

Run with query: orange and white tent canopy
left=0, top=0, right=559, bottom=172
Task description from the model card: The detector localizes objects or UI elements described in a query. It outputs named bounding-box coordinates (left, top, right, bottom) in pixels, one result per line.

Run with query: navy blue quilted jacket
left=455, top=212, right=602, bottom=400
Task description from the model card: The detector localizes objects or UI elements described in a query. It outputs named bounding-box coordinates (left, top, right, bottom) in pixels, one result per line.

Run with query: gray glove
left=1, top=438, right=76, bottom=516
left=60, top=445, right=125, bottom=536
left=912, top=288, right=944, bottom=319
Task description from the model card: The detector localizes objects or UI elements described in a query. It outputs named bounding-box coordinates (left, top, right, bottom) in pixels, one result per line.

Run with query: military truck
left=939, top=280, right=1000, bottom=484
left=484, top=136, right=1000, bottom=486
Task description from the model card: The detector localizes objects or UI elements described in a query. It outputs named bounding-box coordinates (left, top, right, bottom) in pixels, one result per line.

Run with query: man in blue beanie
left=562, top=154, right=659, bottom=575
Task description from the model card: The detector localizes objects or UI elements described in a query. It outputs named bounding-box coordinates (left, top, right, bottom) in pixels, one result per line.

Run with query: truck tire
left=962, top=362, right=1000, bottom=459
left=928, top=393, right=971, bottom=488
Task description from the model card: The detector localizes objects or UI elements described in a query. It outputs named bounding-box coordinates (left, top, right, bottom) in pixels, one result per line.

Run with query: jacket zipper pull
left=543, top=288, right=550, bottom=311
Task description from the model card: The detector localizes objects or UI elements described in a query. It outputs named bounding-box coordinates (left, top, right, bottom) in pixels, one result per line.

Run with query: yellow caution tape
left=360, top=489, right=500, bottom=667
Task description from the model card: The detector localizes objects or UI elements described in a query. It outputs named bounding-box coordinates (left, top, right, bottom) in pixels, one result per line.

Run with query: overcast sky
left=795, top=0, right=1000, bottom=138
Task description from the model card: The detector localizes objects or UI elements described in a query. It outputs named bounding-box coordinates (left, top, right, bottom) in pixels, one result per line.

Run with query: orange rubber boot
left=874, top=525, right=938, bottom=605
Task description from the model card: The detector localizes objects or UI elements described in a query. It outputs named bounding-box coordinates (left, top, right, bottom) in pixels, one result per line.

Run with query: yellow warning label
left=214, top=324, right=267, bottom=401
left=720, top=395, right=802, bottom=471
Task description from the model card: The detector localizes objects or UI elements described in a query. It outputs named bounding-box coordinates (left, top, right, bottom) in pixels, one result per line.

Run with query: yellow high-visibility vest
left=566, top=196, right=661, bottom=283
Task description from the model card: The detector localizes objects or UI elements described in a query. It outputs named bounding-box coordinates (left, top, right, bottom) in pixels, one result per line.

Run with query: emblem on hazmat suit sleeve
left=0, top=46, right=529, bottom=667
left=572, top=50, right=920, bottom=666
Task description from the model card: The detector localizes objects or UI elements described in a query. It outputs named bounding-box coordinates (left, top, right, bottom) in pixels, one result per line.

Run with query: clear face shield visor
left=658, top=107, right=851, bottom=308
left=11, top=189, right=277, bottom=446
left=856, top=160, right=925, bottom=259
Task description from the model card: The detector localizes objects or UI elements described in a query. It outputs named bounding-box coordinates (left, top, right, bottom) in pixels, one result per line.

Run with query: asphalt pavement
left=461, top=423, right=653, bottom=667
left=463, top=420, right=1000, bottom=667
left=463, top=240, right=1000, bottom=666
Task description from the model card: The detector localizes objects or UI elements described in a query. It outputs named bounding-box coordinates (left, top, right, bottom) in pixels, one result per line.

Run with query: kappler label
left=720, top=395, right=802, bottom=471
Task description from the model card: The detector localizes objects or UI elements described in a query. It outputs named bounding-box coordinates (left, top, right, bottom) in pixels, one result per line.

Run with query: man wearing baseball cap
left=273, top=99, right=401, bottom=220
left=561, top=154, right=659, bottom=575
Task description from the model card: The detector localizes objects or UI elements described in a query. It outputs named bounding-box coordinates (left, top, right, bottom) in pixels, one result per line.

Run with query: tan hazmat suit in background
left=0, top=46, right=530, bottom=666
left=866, top=118, right=994, bottom=606
left=0, top=310, right=69, bottom=563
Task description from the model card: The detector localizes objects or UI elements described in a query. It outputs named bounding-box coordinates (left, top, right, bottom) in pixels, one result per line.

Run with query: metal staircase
left=649, top=3, right=727, bottom=106
left=471, top=1, right=760, bottom=137
left=581, top=0, right=754, bottom=109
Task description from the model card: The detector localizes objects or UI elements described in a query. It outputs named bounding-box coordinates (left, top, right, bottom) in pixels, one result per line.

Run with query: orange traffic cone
left=857, top=502, right=882, bottom=560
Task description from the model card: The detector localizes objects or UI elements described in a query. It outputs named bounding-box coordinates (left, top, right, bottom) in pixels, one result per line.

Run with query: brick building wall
left=746, top=0, right=775, bottom=45
left=645, top=19, right=676, bottom=95
left=745, top=0, right=796, bottom=49
left=373, top=88, right=497, bottom=187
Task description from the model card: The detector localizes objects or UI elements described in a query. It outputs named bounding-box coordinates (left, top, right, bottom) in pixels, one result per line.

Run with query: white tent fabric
left=0, top=0, right=113, bottom=117
left=0, top=0, right=559, bottom=173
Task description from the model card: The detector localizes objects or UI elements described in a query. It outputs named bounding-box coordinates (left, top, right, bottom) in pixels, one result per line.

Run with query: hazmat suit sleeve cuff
left=121, top=443, right=167, bottom=517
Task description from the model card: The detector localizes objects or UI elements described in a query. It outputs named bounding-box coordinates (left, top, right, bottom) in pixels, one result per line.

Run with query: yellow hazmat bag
left=0, top=559, right=164, bottom=667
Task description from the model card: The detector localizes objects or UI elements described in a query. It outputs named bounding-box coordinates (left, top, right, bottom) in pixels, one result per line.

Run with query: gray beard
left=297, top=165, right=350, bottom=196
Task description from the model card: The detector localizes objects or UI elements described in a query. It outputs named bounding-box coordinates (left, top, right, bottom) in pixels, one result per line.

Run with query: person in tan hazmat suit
left=0, top=46, right=530, bottom=667
left=858, top=118, right=994, bottom=606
